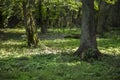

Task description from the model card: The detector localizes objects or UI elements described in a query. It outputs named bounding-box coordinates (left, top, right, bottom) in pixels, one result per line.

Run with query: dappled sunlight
left=0, top=28, right=120, bottom=80
left=1, top=0, right=120, bottom=79
left=42, top=38, right=79, bottom=50
left=97, top=35, right=120, bottom=55
left=1, top=52, right=119, bottom=80
left=2, top=39, right=23, bottom=45
left=1, top=28, right=25, bottom=33
left=65, top=61, right=81, bottom=66
left=99, top=47, right=120, bottom=55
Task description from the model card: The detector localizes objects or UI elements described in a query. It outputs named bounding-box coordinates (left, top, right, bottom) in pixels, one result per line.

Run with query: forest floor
left=0, top=28, right=120, bottom=80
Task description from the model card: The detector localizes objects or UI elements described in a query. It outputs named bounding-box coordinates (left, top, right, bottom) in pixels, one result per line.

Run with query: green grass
left=0, top=28, right=120, bottom=80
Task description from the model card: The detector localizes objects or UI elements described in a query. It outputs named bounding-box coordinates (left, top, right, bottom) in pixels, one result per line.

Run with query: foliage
left=105, top=0, right=118, bottom=4
left=39, top=0, right=82, bottom=21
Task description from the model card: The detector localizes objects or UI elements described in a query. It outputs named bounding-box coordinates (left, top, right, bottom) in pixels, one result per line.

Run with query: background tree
left=107, top=0, right=120, bottom=28
left=38, top=0, right=48, bottom=34
left=97, top=1, right=111, bottom=35
left=74, top=0, right=101, bottom=60
left=96, top=0, right=119, bottom=35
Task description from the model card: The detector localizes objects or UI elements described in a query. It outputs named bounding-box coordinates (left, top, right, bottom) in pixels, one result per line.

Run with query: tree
left=38, top=0, right=47, bottom=34
left=74, top=0, right=101, bottom=60
left=96, top=0, right=119, bottom=35
left=22, top=0, right=39, bottom=47
left=97, top=1, right=111, bottom=35
left=0, top=11, right=3, bottom=28
left=108, top=0, right=120, bottom=28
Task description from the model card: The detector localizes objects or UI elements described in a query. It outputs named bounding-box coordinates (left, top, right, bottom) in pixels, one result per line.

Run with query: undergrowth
left=0, top=28, right=120, bottom=80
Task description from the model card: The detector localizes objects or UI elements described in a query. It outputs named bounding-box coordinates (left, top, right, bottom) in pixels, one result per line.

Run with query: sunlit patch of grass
left=97, top=32, right=120, bottom=55
left=48, top=28, right=81, bottom=35
left=2, top=28, right=25, bottom=33
left=42, top=39, right=79, bottom=50
left=1, top=53, right=119, bottom=80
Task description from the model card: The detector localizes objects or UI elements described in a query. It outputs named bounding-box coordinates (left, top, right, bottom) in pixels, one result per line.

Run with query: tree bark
left=74, top=0, right=101, bottom=60
left=22, top=0, right=39, bottom=47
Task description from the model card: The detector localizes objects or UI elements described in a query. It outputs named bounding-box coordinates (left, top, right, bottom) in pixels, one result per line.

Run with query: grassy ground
left=0, top=28, right=120, bottom=80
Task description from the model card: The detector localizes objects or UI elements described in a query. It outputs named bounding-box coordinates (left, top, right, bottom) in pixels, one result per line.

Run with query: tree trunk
left=0, top=12, right=4, bottom=28
left=108, top=0, right=120, bottom=28
left=97, top=1, right=111, bottom=35
left=22, top=0, right=39, bottom=47
left=74, top=0, right=101, bottom=60
left=39, top=0, right=47, bottom=34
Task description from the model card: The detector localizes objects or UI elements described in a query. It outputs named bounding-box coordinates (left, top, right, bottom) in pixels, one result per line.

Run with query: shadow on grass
left=0, top=32, right=26, bottom=50
left=0, top=52, right=120, bottom=80
left=0, top=30, right=65, bottom=41
left=39, top=32, right=65, bottom=40
left=0, top=31, right=24, bottom=41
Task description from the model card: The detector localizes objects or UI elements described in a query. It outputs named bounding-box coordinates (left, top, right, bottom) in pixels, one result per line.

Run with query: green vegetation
left=0, top=0, right=120, bottom=79
left=0, top=28, right=120, bottom=80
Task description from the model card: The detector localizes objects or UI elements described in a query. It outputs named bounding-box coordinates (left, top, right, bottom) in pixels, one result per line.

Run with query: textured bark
left=74, top=0, right=101, bottom=60
left=23, top=0, right=38, bottom=47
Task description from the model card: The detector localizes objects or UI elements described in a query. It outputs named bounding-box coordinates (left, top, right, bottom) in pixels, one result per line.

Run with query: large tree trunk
left=74, top=0, right=101, bottom=60
left=22, top=0, right=39, bottom=47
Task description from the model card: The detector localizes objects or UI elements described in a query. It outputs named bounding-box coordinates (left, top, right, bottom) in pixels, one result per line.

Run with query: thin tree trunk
left=0, top=12, right=4, bottom=28
left=39, top=0, right=47, bottom=34
left=74, top=0, right=101, bottom=60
